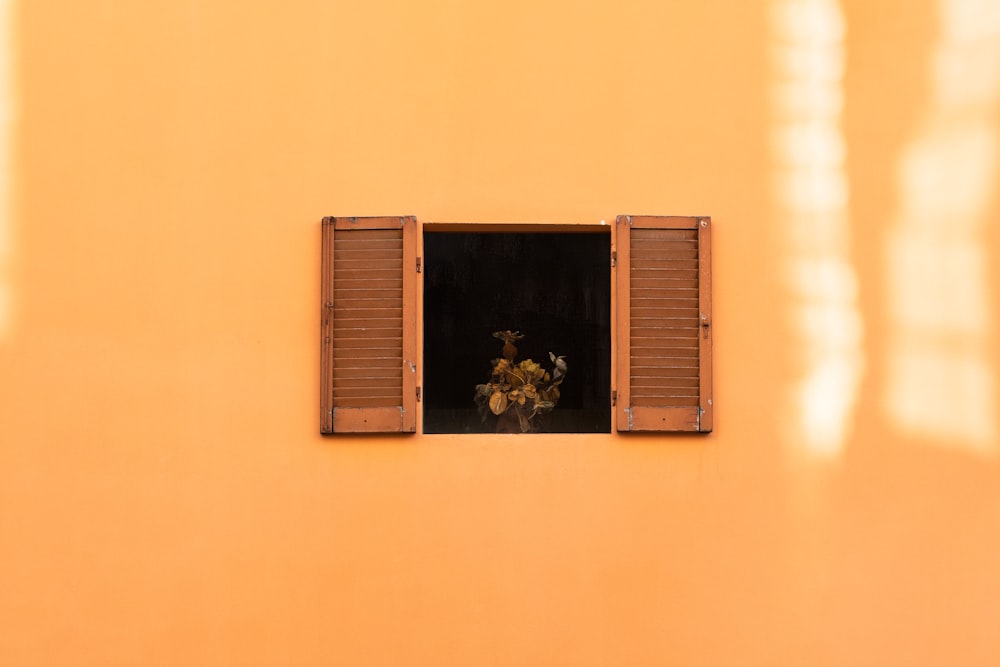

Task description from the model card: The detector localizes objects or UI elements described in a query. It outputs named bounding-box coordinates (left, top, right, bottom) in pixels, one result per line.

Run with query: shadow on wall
left=776, top=0, right=999, bottom=462
left=882, top=0, right=999, bottom=456
left=772, top=4, right=1000, bottom=660
left=772, top=0, right=865, bottom=462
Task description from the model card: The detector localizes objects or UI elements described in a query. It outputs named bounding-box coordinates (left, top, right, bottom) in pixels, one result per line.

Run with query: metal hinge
left=611, top=250, right=617, bottom=268
left=416, top=257, right=422, bottom=273
left=416, top=386, right=422, bottom=402
left=611, top=390, right=617, bottom=406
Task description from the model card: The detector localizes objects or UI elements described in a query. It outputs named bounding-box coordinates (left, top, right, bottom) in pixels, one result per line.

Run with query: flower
left=474, top=331, right=567, bottom=432
left=519, top=359, right=541, bottom=375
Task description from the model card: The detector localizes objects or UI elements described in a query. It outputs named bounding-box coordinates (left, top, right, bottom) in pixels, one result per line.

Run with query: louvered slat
left=333, top=228, right=403, bottom=409
left=630, top=227, right=700, bottom=407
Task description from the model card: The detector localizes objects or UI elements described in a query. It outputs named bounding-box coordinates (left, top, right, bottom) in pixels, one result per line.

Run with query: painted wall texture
left=2, top=0, right=999, bottom=664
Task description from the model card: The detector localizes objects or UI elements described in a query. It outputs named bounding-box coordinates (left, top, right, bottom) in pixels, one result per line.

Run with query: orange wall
left=2, top=0, right=999, bottom=664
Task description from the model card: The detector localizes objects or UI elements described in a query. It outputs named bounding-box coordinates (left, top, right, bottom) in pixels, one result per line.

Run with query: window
left=423, top=230, right=611, bottom=434
left=320, top=215, right=713, bottom=434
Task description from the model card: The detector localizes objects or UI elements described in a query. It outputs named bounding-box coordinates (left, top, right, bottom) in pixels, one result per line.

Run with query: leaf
left=505, top=368, right=525, bottom=387
left=549, top=352, right=567, bottom=373
left=518, top=413, right=531, bottom=432
left=523, top=384, right=537, bottom=399
left=476, top=384, right=492, bottom=397
left=493, top=330, right=524, bottom=343
left=489, top=391, right=508, bottom=415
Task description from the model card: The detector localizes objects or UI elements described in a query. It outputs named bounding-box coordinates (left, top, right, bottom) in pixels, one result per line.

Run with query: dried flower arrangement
left=474, top=330, right=567, bottom=433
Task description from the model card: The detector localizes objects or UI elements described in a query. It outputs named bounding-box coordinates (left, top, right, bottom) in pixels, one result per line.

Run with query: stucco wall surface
left=1, top=0, right=999, bottom=665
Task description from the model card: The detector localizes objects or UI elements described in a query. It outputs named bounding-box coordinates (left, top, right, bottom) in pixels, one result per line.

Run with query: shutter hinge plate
left=416, top=257, right=422, bottom=273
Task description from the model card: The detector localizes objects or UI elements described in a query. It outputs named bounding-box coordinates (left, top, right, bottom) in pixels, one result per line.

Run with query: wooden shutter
left=615, top=215, right=713, bottom=432
left=321, top=216, right=418, bottom=434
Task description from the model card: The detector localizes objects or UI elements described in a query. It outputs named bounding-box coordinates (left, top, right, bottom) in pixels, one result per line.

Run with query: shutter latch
left=701, top=314, right=711, bottom=338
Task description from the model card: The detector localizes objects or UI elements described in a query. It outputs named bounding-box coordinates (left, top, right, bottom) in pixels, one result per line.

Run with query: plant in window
left=474, top=330, right=567, bottom=433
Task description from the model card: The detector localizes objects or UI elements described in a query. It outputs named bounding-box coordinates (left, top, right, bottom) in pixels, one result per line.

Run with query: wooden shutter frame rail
left=321, top=216, right=418, bottom=434
left=614, top=215, right=713, bottom=433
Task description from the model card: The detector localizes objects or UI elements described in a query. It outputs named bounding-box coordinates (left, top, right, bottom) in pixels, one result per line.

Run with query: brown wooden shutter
left=321, top=216, right=418, bottom=434
left=615, top=215, right=713, bottom=432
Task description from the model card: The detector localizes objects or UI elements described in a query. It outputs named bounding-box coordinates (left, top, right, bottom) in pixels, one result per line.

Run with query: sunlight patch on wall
left=884, top=0, right=999, bottom=455
left=0, top=0, right=13, bottom=342
left=771, top=0, right=864, bottom=460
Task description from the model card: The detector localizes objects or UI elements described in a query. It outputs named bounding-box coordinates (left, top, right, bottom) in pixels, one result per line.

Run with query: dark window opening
left=422, top=232, right=611, bottom=433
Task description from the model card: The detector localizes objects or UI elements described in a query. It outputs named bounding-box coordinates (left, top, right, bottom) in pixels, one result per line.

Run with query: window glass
left=422, top=232, right=611, bottom=434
